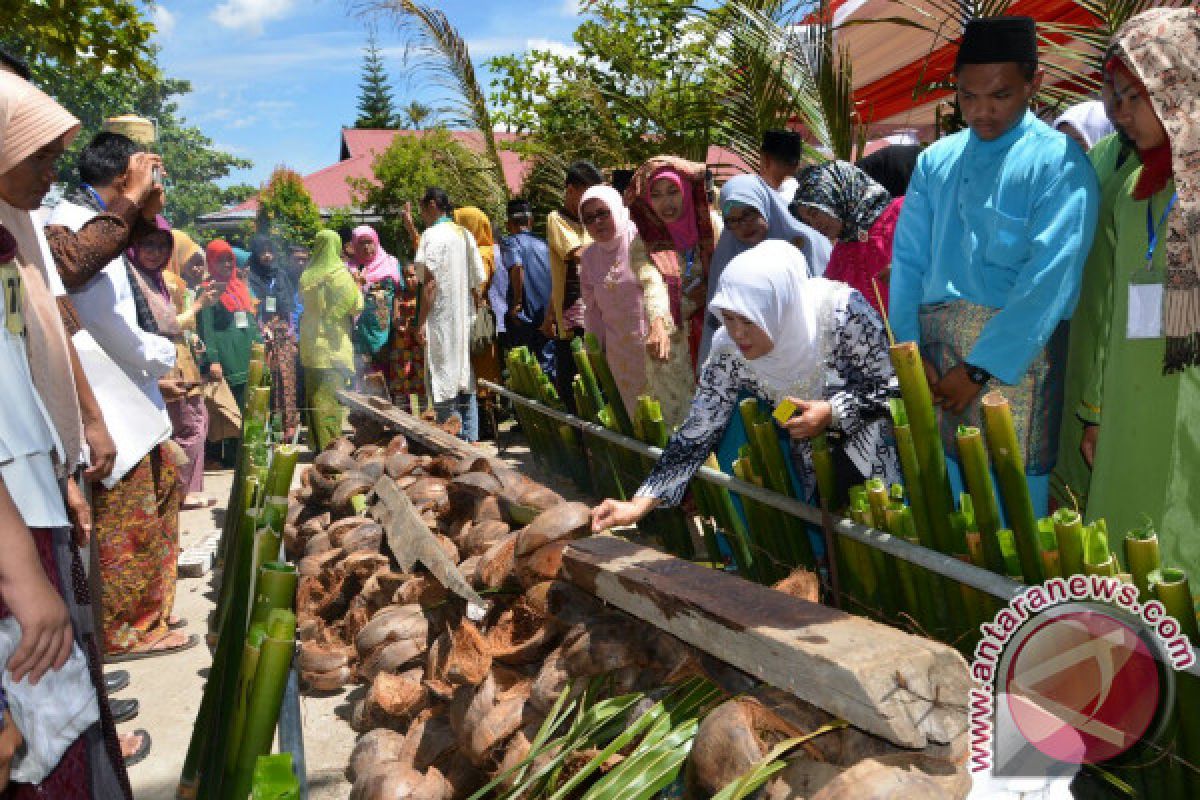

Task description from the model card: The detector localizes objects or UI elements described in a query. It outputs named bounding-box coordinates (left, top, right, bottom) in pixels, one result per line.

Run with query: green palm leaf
left=710, top=720, right=849, bottom=800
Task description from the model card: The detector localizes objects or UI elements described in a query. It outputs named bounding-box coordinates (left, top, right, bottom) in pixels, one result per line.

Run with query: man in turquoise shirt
left=890, top=16, right=1099, bottom=515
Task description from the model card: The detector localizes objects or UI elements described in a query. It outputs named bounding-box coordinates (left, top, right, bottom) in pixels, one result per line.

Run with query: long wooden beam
left=561, top=535, right=970, bottom=749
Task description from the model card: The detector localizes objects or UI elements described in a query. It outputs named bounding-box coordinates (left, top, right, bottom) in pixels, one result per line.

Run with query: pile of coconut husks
left=286, top=428, right=971, bottom=799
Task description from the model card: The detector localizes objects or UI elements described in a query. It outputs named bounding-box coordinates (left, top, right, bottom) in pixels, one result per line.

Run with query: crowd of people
left=0, top=5, right=1195, bottom=796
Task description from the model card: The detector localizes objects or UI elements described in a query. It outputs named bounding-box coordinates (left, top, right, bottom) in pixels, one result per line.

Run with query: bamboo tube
left=583, top=332, right=633, bottom=434
left=700, top=454, right=757, bottom=579
left=597, top=406, right=635, bottom=500
left=810, top=433, right=838, bottom=511
left=252, top=753, right=300, bottom=799
left=228, top=610, right=297, bottom=800
left=865, top=479, right=889, bottom=533
left=247, top=358, right=264, bottom=391
left=1053, top=509, right=1086, bottom=577
left=750, top=419, right=814, bottom=566
left=1082, top=525, right=1116, bottom=577
left=980, top=392, right=1043, bottom=584
left=888, top=343, right=955, bottom=553
left=736, top=402, right=796, bottom=568
left=883, top=505, right=922, bottom=626
left=888, top=400, right=933, bottom=547
left=570, top=339, right=606, bottom=415
left=1037, top=517, right=1062, bottom=580
left=250, top=342, right=266, bottom=362
left=249, top=562, right=298, bottom=630
left=996, top=529, right=1023, bottom=581
left=262, top=445, right=299, bottom=533
left=637, top=397, right=694, bottom=558
left=1124, top=523, right=1161, bottom=604
left=1149, top=568, right=1200, bottom=645
left=224, top=624, right=266, bottom=779
left=955, top=425, right=1006, bottom=574
left=733, top=457, right=783, bottom=583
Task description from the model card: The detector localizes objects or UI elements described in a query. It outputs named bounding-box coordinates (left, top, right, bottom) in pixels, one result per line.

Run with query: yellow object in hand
left=773, top=398, right=797, bottom=425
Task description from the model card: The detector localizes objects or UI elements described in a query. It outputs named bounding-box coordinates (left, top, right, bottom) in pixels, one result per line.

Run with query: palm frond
left=354, top=0, right=509, bottom=198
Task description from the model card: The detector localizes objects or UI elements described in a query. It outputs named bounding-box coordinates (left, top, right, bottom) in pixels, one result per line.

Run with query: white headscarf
left=1052, top=100, right=1114, bottom=150
left=708, top=239, right=845, bottom=401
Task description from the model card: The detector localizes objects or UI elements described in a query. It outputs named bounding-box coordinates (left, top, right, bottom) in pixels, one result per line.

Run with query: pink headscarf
left=646, top=168, right=699, bottom=252
left=351, top=225, right=401, bottom=285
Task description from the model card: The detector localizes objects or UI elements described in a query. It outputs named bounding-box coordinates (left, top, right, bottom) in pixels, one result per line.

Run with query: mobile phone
left=152, top=165, right=162, bottom=184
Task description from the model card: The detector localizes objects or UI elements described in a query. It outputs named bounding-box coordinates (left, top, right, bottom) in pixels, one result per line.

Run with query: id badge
left=234, top=310, right=249, bottom=329
left=1127, top=283, right=1163, bottom=340
left=265, top=296, right=277, bottom=314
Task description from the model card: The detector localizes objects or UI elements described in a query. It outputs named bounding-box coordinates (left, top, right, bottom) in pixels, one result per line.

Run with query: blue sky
left=150, top=0, right=585, bottom=187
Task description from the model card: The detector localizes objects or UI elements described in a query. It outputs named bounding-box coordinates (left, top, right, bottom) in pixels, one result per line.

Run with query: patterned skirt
left=0, top=527, right=132, bottom=799
left=385, top=327, right=427, bottom=414
left=918, top=300, right=1067, bottom=475
left=91, top=443, right=184, bottom=654
left=265, top=319, right=300, bottom=439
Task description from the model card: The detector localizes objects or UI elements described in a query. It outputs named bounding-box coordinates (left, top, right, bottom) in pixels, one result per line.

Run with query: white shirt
left=415, top=220, right=486, bottom=404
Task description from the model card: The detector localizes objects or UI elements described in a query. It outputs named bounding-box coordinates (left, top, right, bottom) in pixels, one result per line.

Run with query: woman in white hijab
left=592, top=239, right=899, bottom=531
left=1053, top=100, right=1115, bottom=152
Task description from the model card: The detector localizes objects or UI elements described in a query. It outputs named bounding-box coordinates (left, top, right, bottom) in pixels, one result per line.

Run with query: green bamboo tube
left=750, top=419, right=813, bottom=566
left=736, top=402, right=795, bottom=568
left=1053, top=509, right=1086, bottom=577
left=228, top=610, right=297, bottom=800
left=597, top=406, right=636, bottom=500
left=638, top=398, right=693, bottom=558
left=955, top=425, right=1006, bottom=574
left=262, top=445, right=299, bottom=533
left=1124, top=523, right=1161, bottom=603
left=250, top=342, right=266, bottom=362
left=1149, top=568, right=1200, bottom=645
left=810, top=433, right=839, bottom=511
left=250, top=385, right=271, bottom=422
left=888, top=400, right=932, bottom=547
left=701, top=454, right=757, bottom=579
left=883, top=506, right=920, bottom=622
left=247, top=358, right=264, bottom=391
left=980, top=392, right=1043, bottom=584
left=1083, top=525, right=1116, bottom=577
left=249, top=562, right=298, bottom=629
left=570, top=338, right=606, bottom=417
left=225, top=624, right=266, bottom=778
left=888, top=343, right=956, bottom=553
left=583, top=332, right=633, bottom=434
left=252, top=753, right=300, bottom=799
left=732, top=457, right=779, bottom=583
left=556, top=424, right=591, bottom=493
left=1038, top=525, right=1062, bottom=579
left=865, top=479, right=889, bottom=531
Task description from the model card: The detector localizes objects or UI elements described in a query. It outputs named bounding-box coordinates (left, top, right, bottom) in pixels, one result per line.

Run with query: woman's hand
left=685, top=280, right=707, bottom=308
left=1081, top=424, right=1099, bottom=468
left=0, top=561, right=73, bottom=685
left=592, top=495, right=659, bottom=532
left=66, top=478, right=92, bottom=547
left=208, top=362, right=224, bottom=383
left=781, top=398, right=833, bottom=440
left=0, top=710, right=22, bottom=792
left=82, top=415, right=116, bottom=483
left=645, top=318, right=670, bottom=361
left=159, top=378, right=188, bottom=401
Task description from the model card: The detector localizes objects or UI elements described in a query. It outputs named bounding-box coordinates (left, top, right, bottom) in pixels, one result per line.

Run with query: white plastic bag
left=0, top=617, right=99, bottom=784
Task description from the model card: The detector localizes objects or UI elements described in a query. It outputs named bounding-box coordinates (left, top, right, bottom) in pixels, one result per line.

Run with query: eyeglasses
left=582, top=208, right=612, bottom=226
left=724, top=209, right=761, bottom=228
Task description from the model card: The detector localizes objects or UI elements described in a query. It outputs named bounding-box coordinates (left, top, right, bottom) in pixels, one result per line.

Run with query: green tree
left=256, top=167, right=323, bottom=249
left=401, top=100, right=436, bottom=130
left=354, top=30, right=398, bottom=128
left=351, top=127, right=506, bottom=258
left=0, top=0, right=156, bottom=76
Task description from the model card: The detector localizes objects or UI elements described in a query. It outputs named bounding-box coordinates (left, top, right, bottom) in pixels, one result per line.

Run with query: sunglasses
left=582, top=208, right=612, bottom=226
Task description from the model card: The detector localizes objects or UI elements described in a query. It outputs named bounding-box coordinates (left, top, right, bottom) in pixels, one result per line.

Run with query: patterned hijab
left=350, top=224, right=401, bottom=286
left=454, top=207, right=496, bottom=283
left=793, top=160, right=892, bottom=243
left=1110, top=7, right=1200, bottom=373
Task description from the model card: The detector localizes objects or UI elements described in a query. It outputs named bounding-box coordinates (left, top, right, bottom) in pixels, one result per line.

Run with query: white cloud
left=525, top=37, right=581, bottom=60
left=560, top=0, right=581, bottom=16
left=152, top=5, right=176, bottom=37
left=211, top=0, right=298, bottom=35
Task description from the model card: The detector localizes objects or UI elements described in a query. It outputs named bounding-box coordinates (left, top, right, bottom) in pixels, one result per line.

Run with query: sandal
left=107, top=632, right=199, bottom=663
left=182, top=494, right=217, bottom=510
left=121, top=730, right=152, bottom=767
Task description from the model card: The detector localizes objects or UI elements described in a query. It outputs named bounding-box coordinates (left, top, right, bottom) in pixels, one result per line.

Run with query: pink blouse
left=823, top=197, right=904, bottom=316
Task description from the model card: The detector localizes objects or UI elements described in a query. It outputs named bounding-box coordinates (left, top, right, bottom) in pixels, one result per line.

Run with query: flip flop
left=123, top=730, right=152, bottom=767
left=107, top=633, right=200, bottom=663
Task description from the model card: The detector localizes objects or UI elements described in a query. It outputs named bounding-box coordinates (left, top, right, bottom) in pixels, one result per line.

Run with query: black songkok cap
left=761, top=129, right=803, bottom=164
left=611, top=169, right=635, bottom=194
left=506, top=198, right=532, bottom=217
left=955, top=16, right=1038, bottom=70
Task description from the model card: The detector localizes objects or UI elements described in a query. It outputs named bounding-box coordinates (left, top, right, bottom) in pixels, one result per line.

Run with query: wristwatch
left=964, top=363, right=992, bottom=386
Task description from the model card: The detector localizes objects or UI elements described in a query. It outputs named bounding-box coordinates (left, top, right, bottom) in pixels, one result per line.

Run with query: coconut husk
left=364, top=673, right=430, bottom=729
left=283, top=525, right=302, bottom=559
left=440, top=515, right=472, bottom=545
left=355, top=604, right=430, bottom=656
left=515, top=540, right=568, bottom=588
left=519, top=485, right=565, bottom=512
left=540, top=581, right=605, bottom=627
left=386, top=451, right=422, bottom=480
left=773, top=569, right=820, bottom=603
left=342, top=552, right=389, bottom=583
left=688, top=698, right=786, bottom=797
left=384, top=434, right=409, bottom=455
left=350, top=763, right=448, bottom=800
left=357, top=457, right=387, bottom=482
left=474, top=495, right=503, bottom=524
left=514, top=502, right=591, bottom=557
left=348, top=729, right=408, bottom=784
left=328, top=516, right=369, bottom=546
left=356, top=444, right=384, bottom=461
left=298, top=640, right=352, bottom=672
left=302, top=665, right=353, bottom=693
left=296, top=615, right=322, bottom=641
left=298, top=567, right=348, bottom=620
left=440, top=759, right=486, bottom=800
left=459, top=519, right=511, bottom=559
left=407, top=477, right=449, bottom=510
left=396, top=475, right=418, bottom=491
left=457, top=555, right=482, bottom=587
left=810, top=757, right=958, bottom=800
left=305, top=531, right=334, bottom=557
left=315, top=450, right=358, bottom=477
left=561, top=618, right=646, bottom=678
left=333, top=472, right=377, bottom=517
left=433, top=534, right=459, bottom=565
left=476, top=534, right=518, bottom=589
left=425, top=621, right=491, bottom=696
left=298, top=515, right=330, bottom=544
left=287, top=499, right=307, bottom=525
left=400, top=711, right=457, bottom=772
left=495, top=719, right=543, bottom=789
left=426, top=455, right=464, bottom=480
left=761, top=757, right=845, bottom=800
left=447, top=474, right=503, bottom=522
left=361, top=571, right=412, bottom=613
left=344, top=604, right=372, bottom=647
left=487, top=601, right=559, bottom=665
left=394, top=575, right=450, bottom=609
left=360, top=638, right=428, bottom=683
left=465, top=695, right=525, bottom=769
left=297, top=549, right=344, bottom=577
left=342, top=522, right=385, bottom=555
left=529, top=645, right=573, bottom=715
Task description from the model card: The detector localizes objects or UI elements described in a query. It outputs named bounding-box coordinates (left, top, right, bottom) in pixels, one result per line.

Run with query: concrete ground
left=123, top=420, right=586, bottom=799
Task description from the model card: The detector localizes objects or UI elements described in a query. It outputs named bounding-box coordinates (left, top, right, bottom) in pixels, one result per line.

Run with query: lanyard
left=81, top=183, right=107, bottom=211
left=1145, top=192, right=1178, bottom=268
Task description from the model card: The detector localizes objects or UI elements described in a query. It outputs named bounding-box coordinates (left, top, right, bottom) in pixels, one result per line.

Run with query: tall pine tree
left=354, top=31, right=397, bottom=128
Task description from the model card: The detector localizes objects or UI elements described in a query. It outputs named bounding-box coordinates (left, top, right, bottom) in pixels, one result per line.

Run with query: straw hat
left=0, top=70, right=80, bottom=175
left=103, top=114, right=156, bottom=148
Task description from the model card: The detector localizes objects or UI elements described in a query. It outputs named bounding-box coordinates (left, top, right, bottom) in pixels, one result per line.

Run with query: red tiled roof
left=217, top=129, right=756, bottom=219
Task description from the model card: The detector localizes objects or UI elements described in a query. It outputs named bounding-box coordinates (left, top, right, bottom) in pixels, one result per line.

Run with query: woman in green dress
left=299, top=229, right=364, bottom=451
left=198, top=238, right=262, bottom=465
left=1069, top=8, right=1200, bottom=573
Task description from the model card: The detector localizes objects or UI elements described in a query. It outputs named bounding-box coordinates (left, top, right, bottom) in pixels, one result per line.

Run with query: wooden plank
left=369, top=475, right=487, bottom=616
left=337, top=390, right=504, bottom=471
left=561, top=535, right=970, bottom=749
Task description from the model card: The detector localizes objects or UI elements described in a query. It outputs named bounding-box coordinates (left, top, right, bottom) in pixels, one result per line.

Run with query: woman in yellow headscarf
left=454, top=207, right=502, bottom=434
